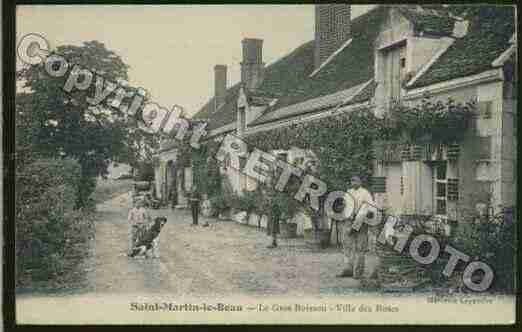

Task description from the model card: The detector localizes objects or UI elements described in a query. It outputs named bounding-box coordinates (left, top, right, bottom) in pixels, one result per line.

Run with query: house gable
left=408, top=6, right=515, bottom=89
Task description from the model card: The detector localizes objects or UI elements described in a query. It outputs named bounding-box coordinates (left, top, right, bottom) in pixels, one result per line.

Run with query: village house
left=154, top=5, right=516, bottom=230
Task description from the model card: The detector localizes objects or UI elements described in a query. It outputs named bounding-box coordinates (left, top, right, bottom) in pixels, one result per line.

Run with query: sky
left=17, top=5, right=375, bottom=117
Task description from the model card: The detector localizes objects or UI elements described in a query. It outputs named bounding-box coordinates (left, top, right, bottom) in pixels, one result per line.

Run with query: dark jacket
left=262, top=190, right=281, bottom=235
left=188, top=190, right=201, bottom=205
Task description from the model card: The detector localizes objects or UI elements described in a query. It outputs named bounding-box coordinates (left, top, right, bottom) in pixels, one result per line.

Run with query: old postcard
left=13, top=3, right=517, bottom=325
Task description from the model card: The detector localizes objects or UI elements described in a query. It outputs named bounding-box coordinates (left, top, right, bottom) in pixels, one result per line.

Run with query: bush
left=16, top=158, right=95, bottom=287
left=209, top=195, right=228, bottom=215
left=233, top=190, right=259, bottom=214
left=77, top=174, right=97, bottom=208
left=255, top=170, right=303, bottom=222
left=451, top=208, right=516, bottom=293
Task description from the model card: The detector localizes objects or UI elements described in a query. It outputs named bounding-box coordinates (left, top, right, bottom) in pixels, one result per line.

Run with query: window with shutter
left=371, top=177, right=386, bottom=193
left=447, top=178, right=459, bottom=201
left=476, top=136, right=492, bottom=160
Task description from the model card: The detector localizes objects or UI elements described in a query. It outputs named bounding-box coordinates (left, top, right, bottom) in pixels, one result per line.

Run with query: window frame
left=433, top=161, right=448, bottom=219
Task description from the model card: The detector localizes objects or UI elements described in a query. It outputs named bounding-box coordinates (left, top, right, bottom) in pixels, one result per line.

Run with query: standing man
left=261, top=186, right=280, bottom=249
left=188, top=185, right=201, bottom=226
left=337, top=176, right=376, bottom=279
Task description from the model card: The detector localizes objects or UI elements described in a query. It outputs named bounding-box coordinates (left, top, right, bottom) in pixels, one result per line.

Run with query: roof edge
left=406, top=38, right=456, bottom=89
left=246, top=101, right=372, bottom=136
left=309, top=38, right=353, bottom=78
left=405, top=68, right=504, bottom=100
left=252, top=79, right=374, bottom=127
left=491, top=43, right=516, bottom=67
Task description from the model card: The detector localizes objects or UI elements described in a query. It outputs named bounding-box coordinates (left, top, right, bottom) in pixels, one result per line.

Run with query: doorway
left=165, top=160, right=178, bottom=207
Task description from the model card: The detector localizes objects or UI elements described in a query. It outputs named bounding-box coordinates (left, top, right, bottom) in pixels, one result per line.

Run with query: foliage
left=383, top=208, right=516, bottom=293
left=191, top=141, right=223, bottom=198
left=244, top=109, right=388, bottom=192
left=244, top=168, right=303, bottom=223
left=377, top=213, right=456, bottom=289
left=451, top=208, right=516, bottom=293
left=385, top=97, right=476, bottom=143
left=236, top=190, right=259, bottom=214
left=16, top=40, right=158, bottom=207
left=244, top=98, right=475, bottom=193
left=209, top=195, right=229, bottom=215
left=16, top=158, right=95, bottom=286
left=134, top=161, right=155, bottom=182
left=181, top=98, right=475, bottom=228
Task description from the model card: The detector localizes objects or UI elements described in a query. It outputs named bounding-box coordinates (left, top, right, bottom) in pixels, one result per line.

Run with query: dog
left=129, top=216, right=168, bottom=258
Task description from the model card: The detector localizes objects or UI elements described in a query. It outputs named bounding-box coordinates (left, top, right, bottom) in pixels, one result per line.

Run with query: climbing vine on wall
left=386, top=97, right=476, bottom=143
left=245, top=109, right=393, bottom=191
left=179, top=97, right=475, bottom=197
left=189, top=140, right=223, bottom=198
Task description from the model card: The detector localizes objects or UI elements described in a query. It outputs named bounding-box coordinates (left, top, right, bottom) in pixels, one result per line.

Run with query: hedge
left=16, top=158, right=95, bottom=287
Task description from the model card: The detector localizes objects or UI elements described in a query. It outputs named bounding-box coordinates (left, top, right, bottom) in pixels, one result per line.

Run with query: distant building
left=104, top=162, right=133, bottom=180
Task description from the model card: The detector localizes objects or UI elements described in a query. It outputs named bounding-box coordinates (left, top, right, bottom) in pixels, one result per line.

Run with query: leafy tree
left=16, top=41, right=158, bottom=207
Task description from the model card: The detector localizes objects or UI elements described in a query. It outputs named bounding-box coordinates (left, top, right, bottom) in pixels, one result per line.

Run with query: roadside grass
left=16, top=177, right=134, bottom=294
left=92, top=178, right=134, bottom=204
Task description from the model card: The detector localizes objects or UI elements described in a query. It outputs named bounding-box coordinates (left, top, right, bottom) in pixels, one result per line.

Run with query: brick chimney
left=241, top=38, right=264, bottom=90
left=314, top=4, right=351, bottom=69
left=214, top=64, right=227, bottom=112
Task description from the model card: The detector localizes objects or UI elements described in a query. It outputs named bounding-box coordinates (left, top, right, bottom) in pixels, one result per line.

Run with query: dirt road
left=94, top=192, right=361, bottom=297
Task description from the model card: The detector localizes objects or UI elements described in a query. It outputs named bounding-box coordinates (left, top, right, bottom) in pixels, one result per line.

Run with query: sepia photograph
left=9, top=3, right=518, bottom=325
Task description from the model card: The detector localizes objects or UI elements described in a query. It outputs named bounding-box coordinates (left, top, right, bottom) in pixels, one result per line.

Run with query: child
left=128, top=198, right=158, bottom=257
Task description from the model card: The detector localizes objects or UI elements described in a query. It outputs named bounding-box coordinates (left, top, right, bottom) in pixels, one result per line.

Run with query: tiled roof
left=397, top=6, right=456, bottom=37
left=255, top=40, right=315, bottom=98
left=275, top=7, right=386, bottom=111
left=191, top=40, right=315, bottom=130
left=251, top=80, right=374, bottom=126
left=190, top=83, right=242, bottom=131
left=246, top=90, right=277, bottom=106
left=191, top=6, right=387, bottom=130
left=192, top=5, right=514, bottom=131
left=409, top=6, right=515, bottom=89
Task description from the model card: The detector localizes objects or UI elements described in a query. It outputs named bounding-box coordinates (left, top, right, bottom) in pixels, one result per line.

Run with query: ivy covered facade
left=154, top=5, right=517, bottom=230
